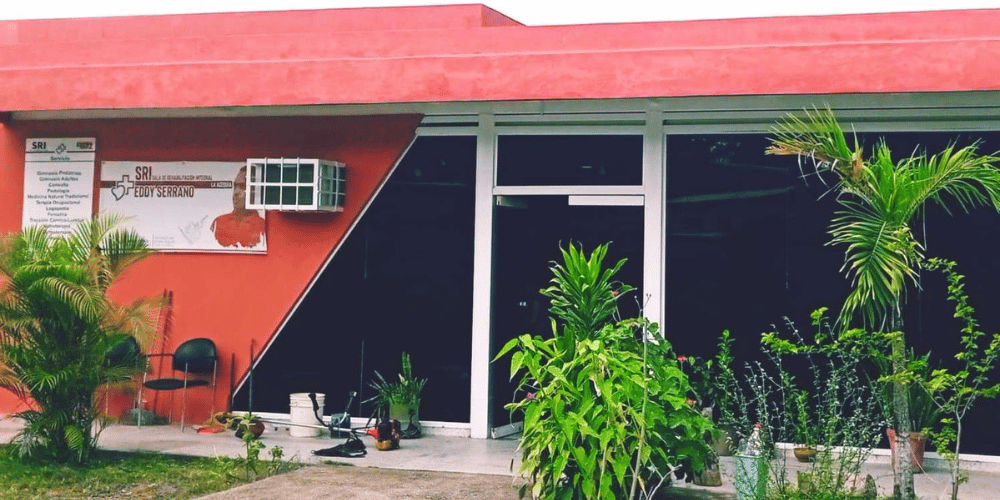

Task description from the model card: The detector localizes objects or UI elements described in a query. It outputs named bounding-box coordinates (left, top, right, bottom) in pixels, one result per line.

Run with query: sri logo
left=111, top=175, right=135, bottom=201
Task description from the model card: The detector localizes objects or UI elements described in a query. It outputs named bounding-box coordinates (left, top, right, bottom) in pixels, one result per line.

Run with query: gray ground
left=192, top=464, right=737, bottom=500
left=195, top=465, right=526, bottom=500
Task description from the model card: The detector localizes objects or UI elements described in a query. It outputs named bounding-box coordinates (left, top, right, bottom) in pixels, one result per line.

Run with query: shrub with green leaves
left=741, top=310, right=885, bottom=500
left=920, top=258, right=1000, bottom=500
left=497, top=243, right=712, bottom=500
left=0, top=215, right=159, bottom=463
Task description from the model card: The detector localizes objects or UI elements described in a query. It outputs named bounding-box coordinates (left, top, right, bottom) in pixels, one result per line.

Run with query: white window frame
left=421, top=91, right=1000, bottom=439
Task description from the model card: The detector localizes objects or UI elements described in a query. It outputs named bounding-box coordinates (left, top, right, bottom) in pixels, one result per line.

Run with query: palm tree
left=767, top=107, right=1000, bottom=500
left=0, top=214, right=160, bottom=463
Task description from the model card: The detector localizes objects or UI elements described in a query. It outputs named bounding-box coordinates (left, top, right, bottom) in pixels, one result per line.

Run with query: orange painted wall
left=0, top=115, right=421, bottom=422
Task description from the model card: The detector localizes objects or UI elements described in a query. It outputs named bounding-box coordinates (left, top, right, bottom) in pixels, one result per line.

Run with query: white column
left=469, top=114, right=496, bottom=439
left=642, top=110, right=666, bottom=329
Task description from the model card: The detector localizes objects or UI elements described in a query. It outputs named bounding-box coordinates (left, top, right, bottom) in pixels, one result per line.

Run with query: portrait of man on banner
left=211, top=166, right=265, bottom=248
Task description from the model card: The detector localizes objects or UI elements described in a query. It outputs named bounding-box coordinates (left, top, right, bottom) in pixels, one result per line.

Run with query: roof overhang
left=3, top=6, right=1000, bottom=114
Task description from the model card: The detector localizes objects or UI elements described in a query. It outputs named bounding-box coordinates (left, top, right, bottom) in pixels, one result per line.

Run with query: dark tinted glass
left=497, top=135, right=642, bottom=186
left=666, top=130, right=1000, bottom=455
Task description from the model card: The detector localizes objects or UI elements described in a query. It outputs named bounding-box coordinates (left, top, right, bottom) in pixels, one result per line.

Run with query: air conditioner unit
left=246, top=158, right=345, bottom=212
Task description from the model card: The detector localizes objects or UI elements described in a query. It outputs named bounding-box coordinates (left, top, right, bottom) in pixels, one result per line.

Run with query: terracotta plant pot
left=793, top=446, right=818, bottom=463
left=887, top=428, right=926, bottom=472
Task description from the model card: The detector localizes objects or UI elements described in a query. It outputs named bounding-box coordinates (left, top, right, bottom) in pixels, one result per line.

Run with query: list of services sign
left=22, top=138, right=96, bottom=236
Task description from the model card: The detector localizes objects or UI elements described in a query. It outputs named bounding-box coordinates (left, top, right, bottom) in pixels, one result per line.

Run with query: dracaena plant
left=496, top=243, right=712, bottom=500
left=541, top=242, right=633, bottom=342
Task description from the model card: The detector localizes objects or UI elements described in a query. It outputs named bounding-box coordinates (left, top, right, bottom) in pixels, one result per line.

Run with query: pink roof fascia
left=2, top=7, right=1000, bottom=112
left=0, top=4, right=520, bottom=44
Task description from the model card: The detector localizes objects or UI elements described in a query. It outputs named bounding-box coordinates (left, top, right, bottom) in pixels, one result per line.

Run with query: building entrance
left=490, top=196, right=643, bottom=434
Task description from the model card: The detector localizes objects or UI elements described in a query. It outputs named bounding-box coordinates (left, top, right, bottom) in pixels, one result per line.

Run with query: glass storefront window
left=497, top=135, right=642, bottom=186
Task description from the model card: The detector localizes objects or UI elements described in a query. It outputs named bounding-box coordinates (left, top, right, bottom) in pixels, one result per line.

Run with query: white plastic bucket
left=289, top=392, right=324, bottom=438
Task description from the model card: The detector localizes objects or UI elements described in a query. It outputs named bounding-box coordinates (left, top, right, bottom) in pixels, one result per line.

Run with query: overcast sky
left=2, top=0, right=998, bottom=24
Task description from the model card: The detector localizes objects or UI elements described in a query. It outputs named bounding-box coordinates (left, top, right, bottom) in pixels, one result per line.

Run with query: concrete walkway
left=4, top=418, right=1000, bottom=499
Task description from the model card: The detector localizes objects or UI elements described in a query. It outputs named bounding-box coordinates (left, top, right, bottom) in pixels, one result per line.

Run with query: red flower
left=686, top=398, right=697, bottom=406
left=526, top=392, right=536, bottom=401
left=677, top=355, right=688, bottom=363
left=612, top=289, right=619, bottom=297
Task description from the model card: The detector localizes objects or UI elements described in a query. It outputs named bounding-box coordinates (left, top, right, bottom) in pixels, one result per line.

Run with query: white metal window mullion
left=642, top=110, right=665, bottom=330
left=469, top=113, right=496, bottom=439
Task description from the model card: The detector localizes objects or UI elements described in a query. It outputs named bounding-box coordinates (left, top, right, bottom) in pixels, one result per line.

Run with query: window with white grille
left=246, top=158, right=345, bottom=212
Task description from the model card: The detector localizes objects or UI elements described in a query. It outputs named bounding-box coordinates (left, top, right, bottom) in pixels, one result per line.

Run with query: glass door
left=491, top=195, right=643, bottom=435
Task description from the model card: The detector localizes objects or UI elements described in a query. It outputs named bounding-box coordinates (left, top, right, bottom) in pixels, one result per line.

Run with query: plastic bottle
left=745, top=423, right=764, bottom=455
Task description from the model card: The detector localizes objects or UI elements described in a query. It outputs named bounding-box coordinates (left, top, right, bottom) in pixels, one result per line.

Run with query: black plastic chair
left=104, top=336, right=143, bottom=417
left=142, top=338, right=218, bottom=430
left=107, top=335, right=142, bottom=368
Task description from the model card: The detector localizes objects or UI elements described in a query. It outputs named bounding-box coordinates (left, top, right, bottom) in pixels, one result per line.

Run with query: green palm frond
left=17, top=226, right=55, bottom=265
left=768, top=105, right=857, bottom=166
left=0, top=234, right=20, bottom=278
left=63, top=424, right=85, bottom=456
left=103, top=297, right=164, bottom=350
left=830, top=203, right=923, bottom=327
left=0, top=361, right=29, bottom=399
left=769, top=107, right=1000, bottom=329
left=34, top=277, right=107, bottom=323
left=906, top=143, right=1000, bottom=217
left=64, top=212, right=124, bottom=261
left=100, top=228, right=153, bottom=276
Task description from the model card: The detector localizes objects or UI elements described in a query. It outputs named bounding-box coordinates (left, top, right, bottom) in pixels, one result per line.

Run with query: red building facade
left=3, top=5, right=1000, bottom=444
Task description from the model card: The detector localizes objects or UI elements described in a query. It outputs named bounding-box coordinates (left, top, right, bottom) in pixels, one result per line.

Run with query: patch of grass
left=0, top=445, right=300, bottom=500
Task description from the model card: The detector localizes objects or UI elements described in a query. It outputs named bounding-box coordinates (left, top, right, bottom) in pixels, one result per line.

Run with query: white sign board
left=23, top=138, right=96, bottom=236
left=99, top=161, right=267, bottom=253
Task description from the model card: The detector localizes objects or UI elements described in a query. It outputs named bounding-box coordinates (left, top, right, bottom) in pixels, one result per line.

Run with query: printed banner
left=23, top=138, right=96, bottom=236
left=99, top=161, right=267, bottom=253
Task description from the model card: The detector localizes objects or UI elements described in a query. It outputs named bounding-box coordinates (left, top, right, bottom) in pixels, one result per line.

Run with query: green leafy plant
left=742, top=309, right=884, bottom=499
left=0, top=214, right=160, bottom=464
left=367, top=351, right=428, bottom=411
left=228, top=412, right=262, bottom=431
left=767, top=107, right=1000, bottom=500
left=542, top=242, right=633, bottom=342
left=268, top=445, right=285, bottom=476
left=496, top=243, right=712, bottom=500
left=239, top=415, right=266, bottom=481
left=874, top=350, right=940, bottom=434
left=920, top=258, right=1000, bottom=500
left=790, top=390, right=818, bottom=449
left=682, top=329, right=739, bottom=426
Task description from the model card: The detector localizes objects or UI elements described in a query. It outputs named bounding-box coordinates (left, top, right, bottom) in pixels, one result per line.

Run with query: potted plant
left=791, top=391, right=819, bottom=462
left=684, top=329, right=740, bottom=456
left=881, top=352, right=940, bottom=472
left=367, top=352, right=427, bottom=434
left=215, top=411, right=265, bottom=438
